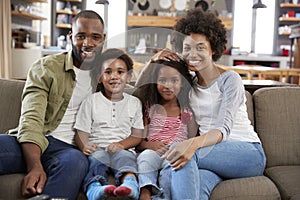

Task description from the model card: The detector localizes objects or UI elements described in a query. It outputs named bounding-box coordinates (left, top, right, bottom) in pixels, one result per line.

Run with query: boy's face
left=100, top=58, right=131, bottom=100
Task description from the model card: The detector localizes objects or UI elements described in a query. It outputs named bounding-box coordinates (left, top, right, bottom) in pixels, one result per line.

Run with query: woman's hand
left=151, top=48, right=180, bottom=62
left=105, top=142, right=124, bottom=153
left=162, top=138, right=197, bottom=170
left=82, top=142, right=98, bottom=155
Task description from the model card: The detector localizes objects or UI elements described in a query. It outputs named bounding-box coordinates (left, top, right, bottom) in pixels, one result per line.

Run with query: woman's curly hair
left=172, top=8, right=227, bottom=62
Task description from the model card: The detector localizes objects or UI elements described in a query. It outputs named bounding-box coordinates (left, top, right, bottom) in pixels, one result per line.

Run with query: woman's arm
left=162, top=129, right=222, bottom=170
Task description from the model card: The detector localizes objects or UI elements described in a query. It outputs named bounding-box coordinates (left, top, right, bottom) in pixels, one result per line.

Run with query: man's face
left=70, top=17, right=105, bottom=69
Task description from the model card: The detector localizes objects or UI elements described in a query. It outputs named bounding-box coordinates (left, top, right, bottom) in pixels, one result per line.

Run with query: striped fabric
left=147, top=111, right=190, bottom=145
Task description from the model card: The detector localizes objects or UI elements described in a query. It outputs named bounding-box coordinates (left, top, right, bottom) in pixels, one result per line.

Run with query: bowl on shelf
left=23, top=42, right=36, bottom=49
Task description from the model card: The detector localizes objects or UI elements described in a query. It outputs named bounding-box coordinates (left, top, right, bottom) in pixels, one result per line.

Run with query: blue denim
left=171, top=141, right=266, bottom=200
left=0, top=134, right=88, bottom=200
left=137, top=149, right=169, bottom=196
left=83, top=148, right=137, bottom=193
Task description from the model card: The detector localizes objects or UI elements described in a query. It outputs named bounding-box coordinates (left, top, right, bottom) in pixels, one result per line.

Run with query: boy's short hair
left=100, top=48, right=133, bottom=73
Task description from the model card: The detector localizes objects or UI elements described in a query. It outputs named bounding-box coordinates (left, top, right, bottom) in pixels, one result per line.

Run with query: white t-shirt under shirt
left=189, top=70, right=261, bottom=143
left=49, top=66, right=93, bottom=145
left=74, top=92, right=144, bottom=148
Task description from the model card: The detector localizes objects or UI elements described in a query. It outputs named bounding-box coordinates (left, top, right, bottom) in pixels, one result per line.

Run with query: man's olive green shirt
left=12, top=51, right=98, bottom=153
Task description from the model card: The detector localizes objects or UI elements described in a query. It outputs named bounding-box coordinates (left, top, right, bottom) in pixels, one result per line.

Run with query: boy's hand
left=82, top=142, right=98, bottom=155
left=105, top=142, right=124, bottom=153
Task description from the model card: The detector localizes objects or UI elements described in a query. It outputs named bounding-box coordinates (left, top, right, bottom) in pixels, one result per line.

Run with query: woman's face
left=181, top=33, right=214, bottom=72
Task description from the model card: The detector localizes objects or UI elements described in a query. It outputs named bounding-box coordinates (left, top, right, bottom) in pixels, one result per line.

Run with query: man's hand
left=21, top=143, right=46, bottom=197
left=22, top=165, right=47, bottom=197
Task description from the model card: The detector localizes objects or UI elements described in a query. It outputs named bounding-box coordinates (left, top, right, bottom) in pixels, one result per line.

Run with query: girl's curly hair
left=172, top=8, right=227, bottom=62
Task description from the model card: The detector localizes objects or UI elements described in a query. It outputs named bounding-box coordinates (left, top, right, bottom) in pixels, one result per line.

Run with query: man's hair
left=72, top=10, right=104, bottom=26
left=172, top=8, right=227, bottom=61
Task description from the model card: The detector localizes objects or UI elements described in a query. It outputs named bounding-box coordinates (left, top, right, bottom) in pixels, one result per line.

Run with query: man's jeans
left=0, top=134, right=88, bottom=200
left=83, top=148, right=137, bottom=192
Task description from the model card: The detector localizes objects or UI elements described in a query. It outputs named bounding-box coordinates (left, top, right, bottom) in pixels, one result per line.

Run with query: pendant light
left=252, top=0, right=267, bottom=9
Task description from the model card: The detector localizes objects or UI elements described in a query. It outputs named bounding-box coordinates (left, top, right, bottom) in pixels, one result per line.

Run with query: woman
left=136, top=8, right=266, bottom=200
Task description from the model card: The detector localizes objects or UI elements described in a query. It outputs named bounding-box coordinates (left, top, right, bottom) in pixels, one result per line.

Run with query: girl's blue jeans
left=170, top=141, right=266, bottom=200
left=83, top=148, right=137, bottom=192
left=0, top=134, right=88, bottom=200
left=137, top=149, right=169, bottom=196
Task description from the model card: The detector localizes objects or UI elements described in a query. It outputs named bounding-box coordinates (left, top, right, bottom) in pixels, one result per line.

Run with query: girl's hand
left=151, top=48, right=180, bottom=62
left=147, top=141, right=169, bottom=156
left=105, top=142, right=124, bottom=153
left=162, top=139, right=197, bottom=170
left=82, top=142, right=98, bottom=155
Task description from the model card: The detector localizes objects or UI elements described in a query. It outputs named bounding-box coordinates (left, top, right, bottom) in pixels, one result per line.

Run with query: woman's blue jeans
left=170, top=141, right=266, bottom=200
left=83, top=148, right=137, bottom=193
left=0, top=134, right=89, bottom=200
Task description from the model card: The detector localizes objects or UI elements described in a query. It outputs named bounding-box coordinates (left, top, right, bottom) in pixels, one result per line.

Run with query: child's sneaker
left=113, top=176, right=139, bottom=200
left=86, top=182, right=116, bottom=200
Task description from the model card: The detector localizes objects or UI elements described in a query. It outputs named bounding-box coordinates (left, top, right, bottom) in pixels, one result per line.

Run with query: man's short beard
left=72, top=44, right=103, bottom=70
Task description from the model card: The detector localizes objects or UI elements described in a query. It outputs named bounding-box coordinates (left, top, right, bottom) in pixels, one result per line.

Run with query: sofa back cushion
left=0, top=79, right=25, bottom=133
left=254, top=87, right=300, bottom=167
left=245, top=90, right=254, bottom=125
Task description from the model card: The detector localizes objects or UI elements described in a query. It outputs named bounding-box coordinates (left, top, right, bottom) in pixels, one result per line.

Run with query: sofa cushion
left=245, top=90, right=254, bottom=125
left=265, top=166, right=300, bottom=200
left=210, top=176, right=280, bottom=200
left=0, top=174, right=24, bottom=199
left=0, top=78, right=25, bottom=133
left=253, top=87, right=300, bottom=167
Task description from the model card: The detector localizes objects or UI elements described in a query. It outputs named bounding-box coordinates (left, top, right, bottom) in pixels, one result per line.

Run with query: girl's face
left=100, top=58, right=131, bottom=99
left=157, top=66, right=182, bottom=103
left=182, top=33, right=214, bottom=72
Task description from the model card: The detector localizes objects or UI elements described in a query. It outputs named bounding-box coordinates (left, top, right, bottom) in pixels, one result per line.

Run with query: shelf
left=11, top=10, right=47, bottom=20
left=279, top=17, right=300, bottom=22
left=127, top=16, right=232, bottom=30
left=56, top=24, right=72, bottom=29
left=279, top=32, right=291, bottom=36
left=280, top=3, right=300, bottom=8
left=58, top=0, right=82, bottom=2
left=27, top=0, right=48, bottom=2
left=56, top=9, right=75, bottom=15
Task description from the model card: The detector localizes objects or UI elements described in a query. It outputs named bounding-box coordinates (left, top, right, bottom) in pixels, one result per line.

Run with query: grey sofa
left=0, top=78, right=299, bottom=200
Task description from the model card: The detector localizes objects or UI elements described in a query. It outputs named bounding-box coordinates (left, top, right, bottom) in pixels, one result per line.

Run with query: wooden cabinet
left=51, top=0, right=82, bottom=46
left=127, top=16, right=232, bottom=29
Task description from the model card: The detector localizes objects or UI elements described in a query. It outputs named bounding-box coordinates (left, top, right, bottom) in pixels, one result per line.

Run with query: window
left=233, top=0, right=275, bottom=54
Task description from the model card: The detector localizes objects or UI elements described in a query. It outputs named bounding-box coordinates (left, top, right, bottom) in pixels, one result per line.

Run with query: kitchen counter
left=218, top=55, right=290, bottom=69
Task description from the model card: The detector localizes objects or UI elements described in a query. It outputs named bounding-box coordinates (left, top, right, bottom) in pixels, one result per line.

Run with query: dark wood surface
left=243, top=80, right=298, bottom=94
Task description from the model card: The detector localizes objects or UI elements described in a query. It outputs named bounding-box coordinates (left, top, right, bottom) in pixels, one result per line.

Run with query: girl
left=133, top=59, right=198, bottom=200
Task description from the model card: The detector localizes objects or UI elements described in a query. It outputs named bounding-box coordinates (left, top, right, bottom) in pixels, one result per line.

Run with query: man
left=0, top=10, right=106, bottom=200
